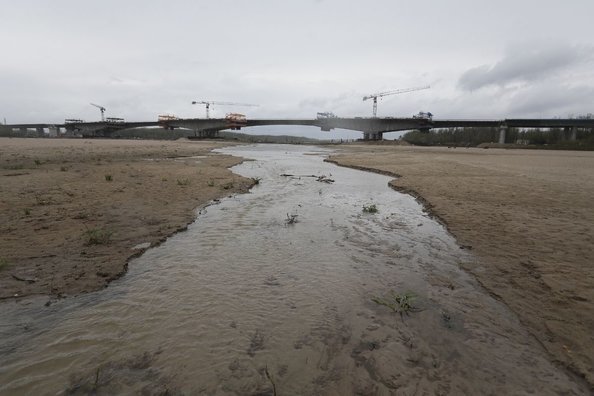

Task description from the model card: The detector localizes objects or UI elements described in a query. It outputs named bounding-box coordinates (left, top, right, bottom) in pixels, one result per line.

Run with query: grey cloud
left=458, top=43, right=593, bottom=91
left=506, top=84, right=594, bottom=117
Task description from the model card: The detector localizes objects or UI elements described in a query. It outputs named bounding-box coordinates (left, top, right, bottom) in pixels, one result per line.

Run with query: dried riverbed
left=0, top=145, right=588, bottom=395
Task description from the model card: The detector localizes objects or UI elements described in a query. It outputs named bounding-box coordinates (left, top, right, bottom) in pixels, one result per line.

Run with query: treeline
left=402, top=127, right=594, bottom=149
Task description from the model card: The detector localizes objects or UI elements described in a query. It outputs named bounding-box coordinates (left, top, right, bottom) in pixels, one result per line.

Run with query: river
left=0, top=144, right=586, bottom=395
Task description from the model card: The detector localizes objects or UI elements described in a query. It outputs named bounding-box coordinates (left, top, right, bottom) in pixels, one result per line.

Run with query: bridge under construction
left=5, top=116, right=594, bottom=143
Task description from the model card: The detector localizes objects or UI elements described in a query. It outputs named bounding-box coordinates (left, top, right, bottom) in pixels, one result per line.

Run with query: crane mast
left=362, top=85, right=430, bottom=117
left=90, top=103, right=106, bottom=121
left=191, top=100, right=258, bottom=118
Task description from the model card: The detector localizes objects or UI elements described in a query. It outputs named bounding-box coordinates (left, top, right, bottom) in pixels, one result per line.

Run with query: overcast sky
left=1, top=0, right=593, bottom=138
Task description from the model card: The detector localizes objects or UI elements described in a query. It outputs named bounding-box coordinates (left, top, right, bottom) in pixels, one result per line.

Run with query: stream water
left=0, top=145, right=586, bottom=395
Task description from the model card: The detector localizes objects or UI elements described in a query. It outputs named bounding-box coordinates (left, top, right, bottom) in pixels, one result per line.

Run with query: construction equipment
left=317, top=112, right=338, bottom=119
left=90, top=103, right=106, bottom=121
left=225, top=113, right=247, bottom=130
left=191, top=101, right=258, bottom=118
left=363, top=86, right=430, bottom=117
left=413, top=111, right=433, bottom=120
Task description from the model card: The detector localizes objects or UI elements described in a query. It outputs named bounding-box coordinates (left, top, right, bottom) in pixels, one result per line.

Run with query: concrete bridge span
left=5, top=117, right=594, bottom=142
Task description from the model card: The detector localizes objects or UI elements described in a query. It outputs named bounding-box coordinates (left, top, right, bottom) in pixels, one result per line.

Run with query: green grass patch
left=177, top=178, right=190, bottom=186
left=104, top=174, right=113, bottom=181
left=372, top=291, right=418, bottom=318
left=362, top=204, right=378, bottom=213
left=84, top=228, right=113, bottom=245
left=0, top=258, right=9, bottom=271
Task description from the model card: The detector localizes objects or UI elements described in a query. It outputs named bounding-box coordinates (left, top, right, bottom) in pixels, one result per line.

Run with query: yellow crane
left=363, top=86, right=430, bottom=117
left=191, top=100, right=258, bottom=118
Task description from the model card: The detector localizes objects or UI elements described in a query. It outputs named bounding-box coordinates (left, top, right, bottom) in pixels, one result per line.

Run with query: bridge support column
left=498, top=125, right=507, bottom=144
left=194, top=129, right=219, bottom=139
left=570, top=126, right=577, bottom=141
left=371, top=132, right=383, bottom=141
left=48, top=126, right=60, bottom=137
left=363, top=131, right=382, bottom=141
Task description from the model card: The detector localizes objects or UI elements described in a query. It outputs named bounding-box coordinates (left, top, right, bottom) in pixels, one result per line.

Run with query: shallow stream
left=0, top=145, right=586, bottom=395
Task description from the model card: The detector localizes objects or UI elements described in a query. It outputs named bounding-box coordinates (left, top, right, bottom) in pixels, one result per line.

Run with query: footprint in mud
left=264, top=275, right=280, bottom=286
left=247, top=329, right=265, bottom=357
left=294, top=334, right=313, bottom=350
left=65, top=351, right=178, bottom=395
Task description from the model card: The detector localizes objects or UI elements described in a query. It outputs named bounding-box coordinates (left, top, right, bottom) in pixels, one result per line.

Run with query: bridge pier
left=363, top=131, right=383, bottom=141
left=560, top=127, right=578, bottom=141
left=498, top=125, right=507, bottom=144
left=193, top=129, right=219, bottom=139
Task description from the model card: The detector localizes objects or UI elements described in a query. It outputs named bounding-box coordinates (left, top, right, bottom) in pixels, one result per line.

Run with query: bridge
left=4, top=117, right=594, bottom=143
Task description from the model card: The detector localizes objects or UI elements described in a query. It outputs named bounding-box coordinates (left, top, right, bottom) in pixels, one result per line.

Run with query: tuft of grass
left=177, top=178, right=190, bottom=186
left=251, top=177, right=261, bottom=185
left=372, top=291, right=417, bottom=318
left=23, top=208, right=31, bottom=216
left=104, top=174, right=113, bottom=182
left=285, top=213, right=299, bottom=225
left=60, top=166, right=68, bottom=172
left=34, top=159, right=42, bottom=166
left=83, top=228, right=113, bottom=245
left=222, top=182, right=234, bottom=190
left=207, top=179, right=215, bottom=187
left=0, top=258, right=9, bottom=271
left=362, top=204, right=378, bottom=214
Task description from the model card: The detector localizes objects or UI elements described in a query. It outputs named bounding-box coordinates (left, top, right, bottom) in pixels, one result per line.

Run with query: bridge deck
left=5, top=118, right=594, bottom=136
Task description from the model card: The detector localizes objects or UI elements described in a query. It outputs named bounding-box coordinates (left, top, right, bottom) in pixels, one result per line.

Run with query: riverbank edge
left=323, top=156, right=592, bottom=390
left=0, top=146, right=256, bottom=302
left=324, top=159, right=447, bottom=227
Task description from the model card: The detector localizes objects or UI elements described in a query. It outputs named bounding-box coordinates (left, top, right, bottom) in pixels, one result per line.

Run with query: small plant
left=0, top=258, right=9, bottom=271
left=372, top=291, right=417, bottom=318
left=222, top=182, right=234, bottom=190
left=177, top=178, right=190, bottom=186
left=285, top=213, right=299, bottom=225
left=34, top=159, right=42, bottom=166
left=104, top=174, right=113, bottom=182
left=84, top=228, right=112, bottom=245
left=60, top=166, right=68, bottom=172
left=23, top=208, right=31, bottom=216
left=251, top=177, right=261, bottom=185
left=207, top=180, right=215, bottom=187
left=362, top=204, right=378, bottom=213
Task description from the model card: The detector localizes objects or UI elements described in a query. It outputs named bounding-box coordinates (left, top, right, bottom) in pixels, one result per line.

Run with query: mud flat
left=0, top=138, right=253, bottom=300
left=328, top=144, right=594, bottom=386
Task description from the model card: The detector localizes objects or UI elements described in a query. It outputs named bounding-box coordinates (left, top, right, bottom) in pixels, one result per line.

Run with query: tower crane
left=191, top=100, right=258, bottom=118
left=90, top=103, right=106, bottom=121
left=363, top=86, right=430, bottom=117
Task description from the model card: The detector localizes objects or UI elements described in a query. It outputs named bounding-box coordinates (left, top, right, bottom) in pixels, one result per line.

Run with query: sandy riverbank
left=0, top=138, right=254, bottom=300
left=328, top=144, right=594, bottom=386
